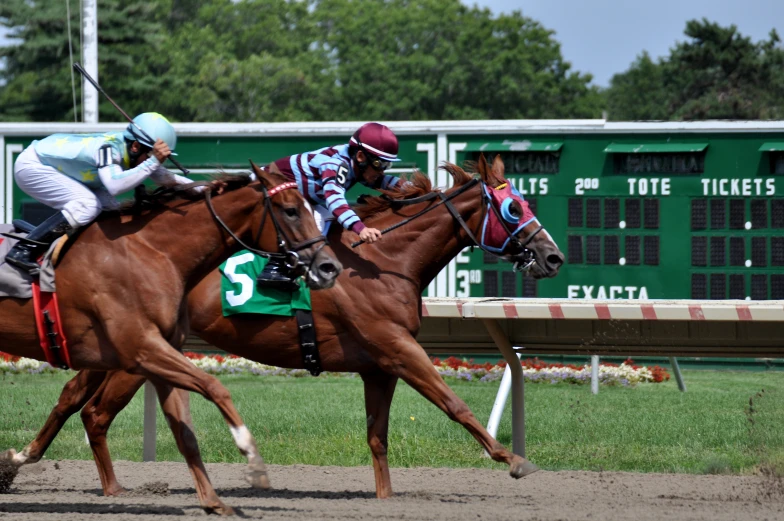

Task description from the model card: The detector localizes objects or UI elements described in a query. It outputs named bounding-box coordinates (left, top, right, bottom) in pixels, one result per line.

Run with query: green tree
left=158, top=0, right=332, bottom=122
left=0, top=0, right=169, bottom=122
left=311, top=0, right=603, bottom=120
left=1, top=0, right=604, bottom=122
left=666, top=19, right=783, bottom=119
left=605, top=52, right=668, bottom=121
left=606, top=19, right=784, bottom=120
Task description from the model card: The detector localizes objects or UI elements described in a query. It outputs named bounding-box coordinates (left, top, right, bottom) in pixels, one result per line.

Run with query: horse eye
left=509, top=202, right=522, bottom=218
left=284, top=207, right=298, bottom=218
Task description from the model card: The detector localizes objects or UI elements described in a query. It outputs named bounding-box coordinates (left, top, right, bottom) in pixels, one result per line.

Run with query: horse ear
left=490, top=154, right=506, bottom=183
left=476, top=153, right=504, bottom=188
left=249, top=159, right=285, bottom=188
left=477, top=154, right=489, bottom=182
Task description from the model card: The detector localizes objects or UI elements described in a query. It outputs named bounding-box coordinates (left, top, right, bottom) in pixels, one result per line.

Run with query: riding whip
left=72, top=62, right=190, bottom=175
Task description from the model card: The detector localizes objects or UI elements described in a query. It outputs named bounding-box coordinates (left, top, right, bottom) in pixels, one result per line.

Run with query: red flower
left=0, top=351, right=20, bottom=362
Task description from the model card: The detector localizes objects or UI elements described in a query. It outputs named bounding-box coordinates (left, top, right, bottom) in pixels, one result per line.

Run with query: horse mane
left=355, top=163, right=474, bottom=219
left=113, top=173, right=253, bottom=216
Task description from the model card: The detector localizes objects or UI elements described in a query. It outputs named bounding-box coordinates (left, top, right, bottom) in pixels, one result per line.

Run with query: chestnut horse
left=3, top=156, right=563, bottom=514
left=0, top=164, right=341, bottom=512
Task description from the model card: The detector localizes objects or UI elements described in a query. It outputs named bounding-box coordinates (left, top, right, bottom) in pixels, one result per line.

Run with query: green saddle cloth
left=219, top=250, right=311, bottom=317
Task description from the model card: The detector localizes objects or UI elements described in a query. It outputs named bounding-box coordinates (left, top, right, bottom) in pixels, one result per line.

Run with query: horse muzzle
left=300, top=250, right=342, bottom=290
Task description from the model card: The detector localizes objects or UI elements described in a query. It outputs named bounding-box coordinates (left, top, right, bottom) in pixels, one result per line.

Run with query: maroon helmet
left=349, top=123, right=400, bottom=162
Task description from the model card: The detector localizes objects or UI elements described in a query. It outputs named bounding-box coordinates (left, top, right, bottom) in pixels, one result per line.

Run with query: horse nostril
left=318, top=262, right=338, bottom=276
left=547, top=253, right=564, bottom=267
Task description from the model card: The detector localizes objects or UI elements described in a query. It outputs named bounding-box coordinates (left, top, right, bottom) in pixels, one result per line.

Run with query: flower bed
left=0, top=351, right=669, bottom=386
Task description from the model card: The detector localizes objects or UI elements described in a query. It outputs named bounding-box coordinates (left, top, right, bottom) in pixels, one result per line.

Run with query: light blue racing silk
left=33, top=132, right=130, bottom=190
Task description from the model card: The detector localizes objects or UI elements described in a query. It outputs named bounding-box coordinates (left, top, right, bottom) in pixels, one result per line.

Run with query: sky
left=465, top=0, right=784, bottom=86
left=2, top=0, right=783, bottom=87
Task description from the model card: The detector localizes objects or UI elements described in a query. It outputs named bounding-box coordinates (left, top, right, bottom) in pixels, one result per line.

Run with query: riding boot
left=256, top=257, right=298, bottom=292
left=5, top=212, right=73, bottom=276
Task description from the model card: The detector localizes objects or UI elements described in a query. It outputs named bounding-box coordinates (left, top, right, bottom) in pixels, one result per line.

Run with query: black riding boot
left=256, top=257, right=298, bottom=292
left=5, top=212, right=73, bottom=276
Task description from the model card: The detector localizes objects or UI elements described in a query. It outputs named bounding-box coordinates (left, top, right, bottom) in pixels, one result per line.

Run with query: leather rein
left=351, top=178, right=542, bottom=271
left=202, top=181, right=329, bottom=271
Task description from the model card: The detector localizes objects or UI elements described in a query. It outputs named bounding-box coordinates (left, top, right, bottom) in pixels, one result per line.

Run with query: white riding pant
left=311, top=204, right=333, bottom=233
left=14, top=145, right=119, bottom=228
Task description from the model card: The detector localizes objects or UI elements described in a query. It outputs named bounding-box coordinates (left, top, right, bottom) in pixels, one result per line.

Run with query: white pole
left=81, top=0, right=98, bottom=123
left=591, top=355, right=599, bottom=395
left=484, top=352, right=521, bottom=456
left=142, top=381, right=157, bottom=461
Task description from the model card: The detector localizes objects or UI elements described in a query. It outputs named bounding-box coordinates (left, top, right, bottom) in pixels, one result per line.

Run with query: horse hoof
left=104, top=485, right=128, bottom=497
left=0, top=449, right=17, bottom=463
left=205, top=503, right=235, bottom=516
left=510, top=458, right=540, bottom=479
left=245, top=468, right=271, bottom=490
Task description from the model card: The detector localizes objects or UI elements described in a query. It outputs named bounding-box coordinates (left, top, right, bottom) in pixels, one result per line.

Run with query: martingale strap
left=295, top=309, right=322, bottom=376
left=31, top=282, right=71, bottom=369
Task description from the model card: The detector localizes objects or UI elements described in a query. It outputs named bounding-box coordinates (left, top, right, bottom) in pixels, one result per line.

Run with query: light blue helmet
left=123, top=112, right=178, bottom=155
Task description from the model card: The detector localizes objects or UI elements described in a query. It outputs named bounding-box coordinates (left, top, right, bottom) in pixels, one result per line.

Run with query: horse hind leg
left=1, top=370, right=107, bottom=467
left=81, top=371, right=147, bottom=496
left=154, top=383, right=234, bottom=515
left=360, top=370, right=398, bottom=498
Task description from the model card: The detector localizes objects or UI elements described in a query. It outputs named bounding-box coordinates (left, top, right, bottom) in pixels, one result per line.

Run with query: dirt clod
left=0, top=459, right=19, bottom=493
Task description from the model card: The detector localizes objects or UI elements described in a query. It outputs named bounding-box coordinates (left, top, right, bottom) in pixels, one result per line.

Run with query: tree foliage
left=606, top=19, right=784, bottom=121
left=0, top=0, right=167, bottom=122
left=0, top=0, right=603, bottom=122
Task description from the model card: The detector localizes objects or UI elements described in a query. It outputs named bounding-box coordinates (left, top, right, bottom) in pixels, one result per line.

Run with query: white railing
left=141, top=297, right=784, bottom=460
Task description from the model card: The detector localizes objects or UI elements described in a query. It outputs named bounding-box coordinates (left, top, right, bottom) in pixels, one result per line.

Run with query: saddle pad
left=0, top=224, right=57, bottom=298
left=219, top=250, right=312, bottom=317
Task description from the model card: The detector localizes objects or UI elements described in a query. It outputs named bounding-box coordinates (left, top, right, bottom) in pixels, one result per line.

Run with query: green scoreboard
left=2, top=120, right=782, bottom=300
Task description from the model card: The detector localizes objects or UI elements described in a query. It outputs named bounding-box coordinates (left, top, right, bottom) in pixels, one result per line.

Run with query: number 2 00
left=575, top=178, right=599, bottom=195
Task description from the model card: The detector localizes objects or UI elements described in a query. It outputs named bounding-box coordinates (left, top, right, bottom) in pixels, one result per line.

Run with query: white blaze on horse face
left=230, top=425, right=257, bottom=458
left=540, top=226, right=559, bottom=249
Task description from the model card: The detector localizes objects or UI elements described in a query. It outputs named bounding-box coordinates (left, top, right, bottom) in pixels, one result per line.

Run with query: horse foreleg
left=360, top=370, right=398, bottom=499
left=1, top=370, right=107, bottom=466
left=131, top=338, right=270, bottom=491
left=153, top=383, right=234, bottom=515
left=378, top=333, right=539, bottom=479
left=81, top=371, right=146, bottom=495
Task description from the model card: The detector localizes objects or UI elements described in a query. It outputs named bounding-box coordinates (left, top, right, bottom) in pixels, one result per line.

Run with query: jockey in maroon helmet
left=257, top=122, right=402, bottom=291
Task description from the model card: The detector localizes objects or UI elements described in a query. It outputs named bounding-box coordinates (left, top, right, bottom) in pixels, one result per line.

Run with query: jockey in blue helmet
left=6, top=112, right=193, bottom=275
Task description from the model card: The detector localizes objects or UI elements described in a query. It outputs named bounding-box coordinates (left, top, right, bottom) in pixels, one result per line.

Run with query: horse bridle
left=205, top=181, right=329, bottom=276
left=354, top=178, right=543, bottom=272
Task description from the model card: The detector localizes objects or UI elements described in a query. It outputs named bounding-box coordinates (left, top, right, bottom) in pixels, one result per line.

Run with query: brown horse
left=0, top=164, right=341, bottom=513
left=3, top=155, right=563, bottom=513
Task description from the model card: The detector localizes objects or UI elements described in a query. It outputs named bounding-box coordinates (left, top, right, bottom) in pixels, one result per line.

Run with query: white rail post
left=484, top=352, right=521, bottom=457
left=482, top=319, right=525, bottom=457
left=142, top=382, right=157, bottom=461
left=591, top=355, right=600, bottom=395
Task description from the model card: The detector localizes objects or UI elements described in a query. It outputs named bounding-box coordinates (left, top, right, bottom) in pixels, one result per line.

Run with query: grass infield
left=1, top=370, right=782, bottom=475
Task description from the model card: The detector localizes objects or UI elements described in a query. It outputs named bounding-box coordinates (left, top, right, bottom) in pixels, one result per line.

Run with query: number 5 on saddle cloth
left=220, top=250, right=322, bottom=376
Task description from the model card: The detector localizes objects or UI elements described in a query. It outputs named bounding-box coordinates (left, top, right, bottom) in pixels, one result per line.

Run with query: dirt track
left=0, top=459, right=782, bottom=520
